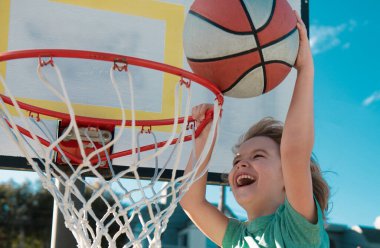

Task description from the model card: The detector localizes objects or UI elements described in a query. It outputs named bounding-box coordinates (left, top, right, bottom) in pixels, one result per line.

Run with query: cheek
left=259, top=167, right=282, bottom=182
left=274, top=162, right=284, bottom=180
left=227, top=170, right=234, bottom=185
left=270, top=168, right=284, bottom=186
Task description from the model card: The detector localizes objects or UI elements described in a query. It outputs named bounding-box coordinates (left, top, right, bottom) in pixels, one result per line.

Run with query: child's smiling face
left=228, top=136, right=285, bottom=216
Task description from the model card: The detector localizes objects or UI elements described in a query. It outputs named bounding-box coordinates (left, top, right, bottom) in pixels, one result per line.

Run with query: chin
left=233, top=189, right=257, bottom=207
left=236, top=198, right=256, bottom=209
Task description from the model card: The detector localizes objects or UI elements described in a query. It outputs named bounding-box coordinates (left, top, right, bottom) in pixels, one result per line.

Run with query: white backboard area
left=0, top=0, right=308, bottom=184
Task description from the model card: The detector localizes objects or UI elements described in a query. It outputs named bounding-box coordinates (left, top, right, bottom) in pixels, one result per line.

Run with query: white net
left=0, top=53, right=222, bottom=248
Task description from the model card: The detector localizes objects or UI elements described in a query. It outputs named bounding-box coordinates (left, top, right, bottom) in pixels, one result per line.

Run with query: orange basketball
left=183, top=0, right=299, bottom=98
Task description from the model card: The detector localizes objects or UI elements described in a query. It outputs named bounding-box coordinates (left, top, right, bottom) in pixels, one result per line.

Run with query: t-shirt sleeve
left=222, top=218, right=245, bottom=248
left=280, top=197, right=326, bottom=246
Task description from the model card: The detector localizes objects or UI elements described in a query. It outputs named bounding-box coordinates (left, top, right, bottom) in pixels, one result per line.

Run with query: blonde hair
left=233, top=117, right=330, bottom=218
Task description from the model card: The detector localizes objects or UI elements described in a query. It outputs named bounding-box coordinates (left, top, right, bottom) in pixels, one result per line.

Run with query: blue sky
left=311, top=0, right=380, bottom=227
left=1, top=0, right=379, bottom=229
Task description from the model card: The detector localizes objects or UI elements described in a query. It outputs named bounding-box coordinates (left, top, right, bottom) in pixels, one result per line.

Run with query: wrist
left=296, top=64, right=314, bottom=75
left=196, top=131, right=210, bottom=144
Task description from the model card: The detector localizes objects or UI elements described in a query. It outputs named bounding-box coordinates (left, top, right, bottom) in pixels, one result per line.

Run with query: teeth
left=237, top=175, right=254, bottom=180
left=236, top=174, right=255, bottom=186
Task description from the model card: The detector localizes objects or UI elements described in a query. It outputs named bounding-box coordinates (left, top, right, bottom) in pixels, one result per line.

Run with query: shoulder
left=274, top=197, right=330, bottom=247
left=222, top=218, right=247, bottom=247
left=223, top=218, right=246, bottom=238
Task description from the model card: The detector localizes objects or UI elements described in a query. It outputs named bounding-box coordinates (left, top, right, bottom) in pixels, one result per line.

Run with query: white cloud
left=351, top=225, right=363, bottom=234
left=363, top=91, right=380, bottom=106
left=310, top=20, right=357, bottom=54
left=342, top=43, right=351, bottom=49
left=375, top=216, right=380, bottom=229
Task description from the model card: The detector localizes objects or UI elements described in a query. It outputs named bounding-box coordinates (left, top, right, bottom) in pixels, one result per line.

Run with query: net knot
left=66, top=179, right=74, bottom=188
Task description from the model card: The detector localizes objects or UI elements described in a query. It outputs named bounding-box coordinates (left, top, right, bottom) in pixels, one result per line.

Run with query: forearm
left=180, top=134, right=215, bottom=210
left=282, top=66, right=314, bottom=155
left=281, top=65, right=316, bottom=221
left=180, top=132, right=228, bottom=246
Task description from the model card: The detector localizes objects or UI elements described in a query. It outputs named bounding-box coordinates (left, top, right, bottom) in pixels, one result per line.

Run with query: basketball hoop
left=0, top=49, right=223, bottom=247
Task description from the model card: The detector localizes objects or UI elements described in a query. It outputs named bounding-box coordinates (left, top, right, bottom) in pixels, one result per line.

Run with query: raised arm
left=179, top=104, right=228, bottom=246
left=281, top=12, right=317, bottom=222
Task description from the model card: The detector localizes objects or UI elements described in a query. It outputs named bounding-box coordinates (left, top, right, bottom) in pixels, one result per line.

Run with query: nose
left=236, top=161, right=249, bottom=169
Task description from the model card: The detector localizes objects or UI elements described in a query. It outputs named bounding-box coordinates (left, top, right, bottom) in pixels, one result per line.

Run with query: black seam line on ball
left=187, top=47, right=259, bottom=63
left=187, top=27, right=297, bottom=63
left=261, top=27, right=298, bottom=50
left=265, top=60, right=293, bottom=67
left=222, top=60, right=292, bottom=94
left=239, top=0, right=268, bottom=94
left=256, top=0, right=276, bottom=32
left=222, top=63, right=262, bottom=94
left=189, top=10, right=254, bottom=35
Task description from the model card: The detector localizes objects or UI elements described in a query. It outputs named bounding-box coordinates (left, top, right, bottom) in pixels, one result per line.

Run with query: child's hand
left=192, top=103, right=213, bottom=139
left=294, top=11, right=313, bottom=72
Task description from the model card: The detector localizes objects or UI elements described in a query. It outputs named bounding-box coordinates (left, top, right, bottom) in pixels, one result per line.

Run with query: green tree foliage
left=0, top=180, right=53, bottom=248
left=0, top=179, right=128, bottom=247
left=1, top=178, right=190, bottom=247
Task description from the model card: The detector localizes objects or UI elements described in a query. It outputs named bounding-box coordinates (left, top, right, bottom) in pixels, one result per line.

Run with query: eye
left=252, top=154, right=264, bottom=159
left=233, top=160, right=240, bottom=166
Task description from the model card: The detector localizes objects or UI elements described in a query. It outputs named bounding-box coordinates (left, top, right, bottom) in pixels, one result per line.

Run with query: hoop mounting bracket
left=113, top=60, right=128, bottom=72
left=38, top=56, right=54, bottom=67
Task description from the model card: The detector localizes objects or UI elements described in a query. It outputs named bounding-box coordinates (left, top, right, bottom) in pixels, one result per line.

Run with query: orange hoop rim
left=0, top=49, right=224, bottom=127
left=0, top=49, right=224, bottom=164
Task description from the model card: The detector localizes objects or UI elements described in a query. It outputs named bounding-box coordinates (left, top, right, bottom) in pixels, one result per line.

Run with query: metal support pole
left=50, top=179, right=85, bottom=248
left=218, top=185, right=226, bottom=214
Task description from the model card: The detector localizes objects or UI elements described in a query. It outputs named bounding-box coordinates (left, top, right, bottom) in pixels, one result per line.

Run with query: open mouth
left=236, top=174, right=256, bottom=187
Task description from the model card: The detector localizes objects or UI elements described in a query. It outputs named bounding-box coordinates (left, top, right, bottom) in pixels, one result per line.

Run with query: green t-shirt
left=222, top=199, right=329, bottom=248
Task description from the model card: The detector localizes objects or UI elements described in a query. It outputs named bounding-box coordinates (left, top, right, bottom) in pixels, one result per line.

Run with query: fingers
left=294, top=11, right=305, bottom=26
left=293, top=10, right=313, bottom=70
left=293, top=10, right=308, bottom=41
left=192, top=104, right=213, bottom=123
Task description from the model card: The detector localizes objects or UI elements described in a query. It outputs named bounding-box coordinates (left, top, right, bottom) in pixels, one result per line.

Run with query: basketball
left=183, top=0, right=299, bottom=98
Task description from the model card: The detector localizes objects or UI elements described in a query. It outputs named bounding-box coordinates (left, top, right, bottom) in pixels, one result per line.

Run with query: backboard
left=0, top=0, right=308, bottom=184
